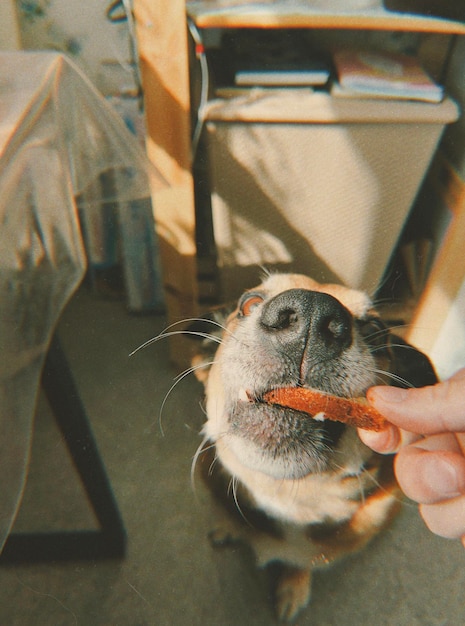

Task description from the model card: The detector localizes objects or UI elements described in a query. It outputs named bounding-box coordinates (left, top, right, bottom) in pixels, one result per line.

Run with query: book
left=333, top=49, right=444, bottom=103
left=235, top=61, right=330, bottom=87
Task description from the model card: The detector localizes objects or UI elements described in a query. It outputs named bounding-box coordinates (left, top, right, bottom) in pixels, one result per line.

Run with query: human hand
left=358, top=368, right=465, bottom=545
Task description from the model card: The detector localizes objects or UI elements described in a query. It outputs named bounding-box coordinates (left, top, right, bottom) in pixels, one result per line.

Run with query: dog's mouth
left=226, top=386, right=349, bottom=479
left=234, top=387, right=339, bottom=435
left=240, top=387, right=326, bottom=420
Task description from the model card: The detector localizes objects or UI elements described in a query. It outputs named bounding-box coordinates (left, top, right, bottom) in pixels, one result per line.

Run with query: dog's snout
left=260, top=289, right=353, bottom=355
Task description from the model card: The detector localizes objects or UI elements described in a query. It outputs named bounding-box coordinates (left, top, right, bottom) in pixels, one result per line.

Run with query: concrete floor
left=1, top=286, right=465, bottom=626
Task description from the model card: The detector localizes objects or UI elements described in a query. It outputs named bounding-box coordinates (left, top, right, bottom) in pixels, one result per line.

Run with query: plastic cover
left=0, top=51, right=164, bottom=552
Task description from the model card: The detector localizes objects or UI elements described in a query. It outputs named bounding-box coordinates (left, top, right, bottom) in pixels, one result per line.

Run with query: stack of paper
left=235, top=61, right=331, bottom=87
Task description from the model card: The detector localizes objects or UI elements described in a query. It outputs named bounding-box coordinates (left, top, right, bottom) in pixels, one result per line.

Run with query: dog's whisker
left=384, top=323, right=414, bottom=334
left=358, top=466, right=416, bottom=508
left=158, top=360, right=217, bottom=435
left=287, top=475, right=301, bottom=506
left=370, top=295, right=397, bottom=306
left=356, top=474, right=366, bottom=506
left=172, top=359, right=218, bottom=383
left=129, top=330, right=223, bottom=357
left=171, top=316, right=241, bottom=344
left=208, top=453, right=220, bottom=477
left=370, top=368, right=414, bottom=388
left=363, top=328, right=392, bottom=342
left=190, top=432, right=231, bottom=494
left=173, top=316, right=229, bottom=332
left=130, top=314, right=239, bottom=356
left=231, top=476, right=253, bottom=527
left=372, top=372, right=390, bottom=386
left=387, top=342, right=420, bottom=353
left=363, top=324, right=415, bottom=344
left=369, top=341, right=420, bottom=354
left=258, top=265, right=274, bottom=282
left=197, top=399, right=208, bottom=419
left=362, top=322, right=415, bottom=344
left=330, top=458, right=409, bottom=509
left=332, top=459, right=368, bottom=504
left=167, top=316, right=232, bottom=337
left=164, top=316, right=240, bottom=342
left=372, top=369, right=411, bottom=387
left=190, top=435, right=211, bottom=493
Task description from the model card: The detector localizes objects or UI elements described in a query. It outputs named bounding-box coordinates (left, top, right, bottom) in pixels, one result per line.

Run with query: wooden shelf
left=186, top=2, right=465, bottom=34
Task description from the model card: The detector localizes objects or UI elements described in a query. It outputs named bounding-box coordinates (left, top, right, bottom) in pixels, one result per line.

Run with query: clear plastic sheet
left=0, top=51, right=164, bottom=553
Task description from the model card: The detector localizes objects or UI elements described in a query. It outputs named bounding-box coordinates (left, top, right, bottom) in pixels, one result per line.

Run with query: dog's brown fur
left=190, top=273, right=436, bottom=621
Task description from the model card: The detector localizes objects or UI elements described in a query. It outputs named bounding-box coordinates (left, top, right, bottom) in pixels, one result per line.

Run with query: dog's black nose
left=260, top=289, right=353, bottom=358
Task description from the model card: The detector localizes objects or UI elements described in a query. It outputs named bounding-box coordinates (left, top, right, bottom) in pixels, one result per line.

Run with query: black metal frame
left=0, top=334, right=127, bottom=564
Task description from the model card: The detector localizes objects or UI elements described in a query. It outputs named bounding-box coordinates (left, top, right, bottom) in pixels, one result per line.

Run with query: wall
left=0, top=1, right=21, bottom=49
left=407, top=34, right=465, bottom=379
left=442, top=35, right=465, bottom=176
left=16, top=0, right=138, bottom=97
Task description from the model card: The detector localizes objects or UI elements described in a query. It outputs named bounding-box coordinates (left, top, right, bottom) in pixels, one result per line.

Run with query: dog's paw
left=275, top=567, right=311, bottom=623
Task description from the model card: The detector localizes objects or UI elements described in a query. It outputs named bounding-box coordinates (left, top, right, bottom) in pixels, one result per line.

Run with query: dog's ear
left=384, top=332, right=438, bottom=388
left=360, top=315, right=438, bottom=388
left=188, top=302, right=237, bottom=385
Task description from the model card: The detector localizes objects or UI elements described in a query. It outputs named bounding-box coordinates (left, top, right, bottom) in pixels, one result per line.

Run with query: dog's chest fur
left=197, top=425, right=399, bottom=576
left=213, top=429, right=374, bottom=525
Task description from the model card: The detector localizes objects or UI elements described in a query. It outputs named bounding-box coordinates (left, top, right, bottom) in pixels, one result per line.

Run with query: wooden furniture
left=133, top=1, right=465, bottom=366
left=133, top=0, right=199, bottom=367
left=186, top=2, right=465, bottom=33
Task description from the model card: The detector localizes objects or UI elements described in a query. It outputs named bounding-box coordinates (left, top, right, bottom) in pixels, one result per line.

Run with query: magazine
left=333, top=49, right=444, bottom=103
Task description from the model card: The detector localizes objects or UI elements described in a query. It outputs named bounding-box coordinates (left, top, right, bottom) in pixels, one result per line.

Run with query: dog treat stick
left=263, top=387, right=389, bottom=432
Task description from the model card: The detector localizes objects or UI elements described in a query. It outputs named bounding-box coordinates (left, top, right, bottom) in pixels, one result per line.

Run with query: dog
left=189, top=272, right=437, bottom=621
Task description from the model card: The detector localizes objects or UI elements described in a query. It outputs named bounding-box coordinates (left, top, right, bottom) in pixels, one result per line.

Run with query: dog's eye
left=239, top=293, right=264, bottom=317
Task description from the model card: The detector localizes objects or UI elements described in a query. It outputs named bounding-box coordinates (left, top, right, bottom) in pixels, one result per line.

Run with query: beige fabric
left=205, top=92, right=458, bottom=297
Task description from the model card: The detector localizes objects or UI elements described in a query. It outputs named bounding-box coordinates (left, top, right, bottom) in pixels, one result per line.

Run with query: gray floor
left=1, top=286, right=464, bottom=626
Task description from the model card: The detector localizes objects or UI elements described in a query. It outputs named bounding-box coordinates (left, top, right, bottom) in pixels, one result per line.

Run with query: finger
left=420, top=496, right=465, bottom=540
left=395, top=441, right=465, bottom=504
left=367, top=371, right=465, bottom=435
left=413, top=432, right=463, bottom=454
left=455, top=433, right=465, bottom=457
left=358, top=424, right=420, bottom=454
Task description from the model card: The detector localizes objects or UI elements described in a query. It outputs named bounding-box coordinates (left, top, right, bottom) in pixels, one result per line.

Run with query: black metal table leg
left=0, top=334, right=127, bottom=564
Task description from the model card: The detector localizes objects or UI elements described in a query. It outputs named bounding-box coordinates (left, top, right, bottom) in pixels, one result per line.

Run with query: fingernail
left=424, top=457, right=461, bottom=498
left=359, top=424, right=400, bottom=454
left=370, top=386, right=409, bottom=403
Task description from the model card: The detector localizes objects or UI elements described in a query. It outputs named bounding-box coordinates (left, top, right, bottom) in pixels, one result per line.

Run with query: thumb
left=367, top=368, right=465, bottom=436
